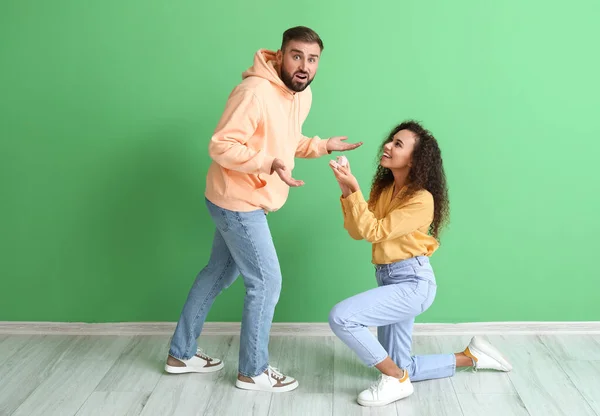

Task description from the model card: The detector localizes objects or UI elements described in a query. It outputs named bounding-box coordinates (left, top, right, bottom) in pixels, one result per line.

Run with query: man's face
left=277, top=40, right=321, bottom=92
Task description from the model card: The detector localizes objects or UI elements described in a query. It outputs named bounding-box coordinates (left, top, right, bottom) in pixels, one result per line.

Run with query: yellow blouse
left=340, top=186, right=440, bottom=264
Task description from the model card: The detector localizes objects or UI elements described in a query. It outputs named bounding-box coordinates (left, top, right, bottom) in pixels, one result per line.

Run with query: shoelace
left=267, top=365, right=284, bottom=381
left=368, top=374, right=394, bottom=396
left=369, top=373, right=411, bottom=399
left=196, top=348, right=213, bottom=362
left=369, top=376, right=383, bottom=393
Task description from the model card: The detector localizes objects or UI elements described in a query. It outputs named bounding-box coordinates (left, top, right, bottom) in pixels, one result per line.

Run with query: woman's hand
left=329, top=160, right=360, bottom=198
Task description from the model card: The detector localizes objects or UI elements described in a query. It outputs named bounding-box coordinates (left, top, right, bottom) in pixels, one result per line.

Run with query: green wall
left=1, top=0, right=599, bottom=323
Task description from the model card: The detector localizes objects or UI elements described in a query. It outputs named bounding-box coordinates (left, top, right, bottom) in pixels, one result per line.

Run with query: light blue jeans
left=169, top=198, right=281, bottom=377
left=329, top=256, right=456, bottom=381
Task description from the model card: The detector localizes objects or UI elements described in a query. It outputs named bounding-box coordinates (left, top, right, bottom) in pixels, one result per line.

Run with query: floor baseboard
left=1, top=321, right=600, bottom=336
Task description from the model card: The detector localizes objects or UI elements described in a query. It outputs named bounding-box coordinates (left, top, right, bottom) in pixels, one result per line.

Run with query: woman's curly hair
left=369, top=120, right=449, bottom=240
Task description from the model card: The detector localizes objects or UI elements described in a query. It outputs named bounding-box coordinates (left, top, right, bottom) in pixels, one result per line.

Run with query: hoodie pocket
left=254, top=174, right=267, bottom=189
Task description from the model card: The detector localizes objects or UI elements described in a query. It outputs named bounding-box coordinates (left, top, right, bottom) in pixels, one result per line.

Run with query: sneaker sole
left=164, top=361, right=224, bottom=374
left=471, top=338, right=513, bottom=371
left=357, top=387, right=414, bottom=407
left=235, top=379, right=299, bottom=393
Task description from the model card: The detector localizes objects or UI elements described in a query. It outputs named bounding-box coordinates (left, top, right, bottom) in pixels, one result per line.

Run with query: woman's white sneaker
left=464, top=336, right=513, bottom=371
left=357, top=372, right=414, bottom=407
left=164, top=348, right=224, bottom=374
left=235, top=366, right=299, bottom=392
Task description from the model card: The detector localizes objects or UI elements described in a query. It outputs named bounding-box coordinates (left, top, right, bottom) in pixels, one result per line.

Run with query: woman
left=328, top=121, right=512, bottom=407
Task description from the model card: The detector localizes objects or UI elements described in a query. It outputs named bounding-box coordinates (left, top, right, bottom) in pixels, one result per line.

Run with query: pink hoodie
left=205, top=49, right=330, bottom=212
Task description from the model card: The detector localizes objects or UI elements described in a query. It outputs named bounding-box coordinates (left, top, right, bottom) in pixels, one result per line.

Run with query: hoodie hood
left=242, top=49, right=293, bottom=95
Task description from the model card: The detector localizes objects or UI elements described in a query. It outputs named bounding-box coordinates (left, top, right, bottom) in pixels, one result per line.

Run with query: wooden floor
left=1, top=334, right=599, bottom=416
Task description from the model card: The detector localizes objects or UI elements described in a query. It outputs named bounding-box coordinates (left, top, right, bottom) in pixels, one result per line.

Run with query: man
left=165, top=26, right=362, bottom=392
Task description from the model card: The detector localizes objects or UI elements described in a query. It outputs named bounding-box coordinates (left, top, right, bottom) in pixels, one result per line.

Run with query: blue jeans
left=169, top=198, right=281, bottom=377
left=329, top=256, right=456, bottom=381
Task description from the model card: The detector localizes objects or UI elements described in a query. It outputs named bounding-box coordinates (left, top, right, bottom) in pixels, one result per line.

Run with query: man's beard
left=280, top=67, right=314, bottom=92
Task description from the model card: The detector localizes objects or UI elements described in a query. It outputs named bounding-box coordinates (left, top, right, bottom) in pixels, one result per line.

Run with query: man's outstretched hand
left=271, top=158, right=304, bottom=187
left=326, top=136, right=363, bottom=152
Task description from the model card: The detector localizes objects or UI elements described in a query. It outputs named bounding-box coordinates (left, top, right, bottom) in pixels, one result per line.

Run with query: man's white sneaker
left=464, top=336, right=513, bottom=372
left=357, top=372, right=414, bottom=407
left=164, top=348, right=224, bottom=374
left=235, top=366, right=299, bottom=393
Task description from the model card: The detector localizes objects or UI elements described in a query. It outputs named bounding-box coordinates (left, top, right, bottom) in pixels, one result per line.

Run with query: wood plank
left=95, top=335, right=170, bottom=393
left=11, top=355, right=116, bottom=416
left=488, top=335, right=596, bottom=416
left=60, top=335, right=135, bottom=361
left=75, top=392, right=149, bottom=416
left=457, top=393, right=530, bottom=416
left=436, top=335, right=516, bottom=394
left=0, top=335, right=76, bottom=415
left=558, top=360, right=600, bottom=415
left=0, top=334, right=34, bottom=367
left=539, top=334, right=600, bottom=361
left=398, top=393, right=465, bottom=416
left=268, top=336, right=334, bottom=416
